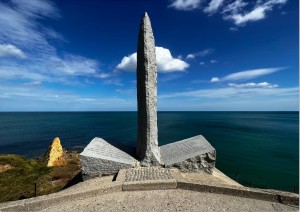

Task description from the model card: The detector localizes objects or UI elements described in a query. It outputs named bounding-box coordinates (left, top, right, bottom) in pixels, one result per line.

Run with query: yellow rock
left=45, top=137, right=67, bottom=167
left=0, top=164, right=13, bottom=173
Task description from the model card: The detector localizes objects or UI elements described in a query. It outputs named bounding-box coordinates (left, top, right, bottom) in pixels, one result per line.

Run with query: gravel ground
left=41, top=189, right=298, bottom=212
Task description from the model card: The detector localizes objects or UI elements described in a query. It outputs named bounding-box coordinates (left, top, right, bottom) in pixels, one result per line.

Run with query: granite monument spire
left=136, top=12, right=162, bottom=166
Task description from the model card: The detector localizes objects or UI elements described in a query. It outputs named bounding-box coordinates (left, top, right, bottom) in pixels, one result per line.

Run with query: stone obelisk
left=136, top=12, right=162, bottom=166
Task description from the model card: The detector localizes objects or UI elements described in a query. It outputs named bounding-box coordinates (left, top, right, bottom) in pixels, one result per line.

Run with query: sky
left=0, top=0, right=298, bottom=111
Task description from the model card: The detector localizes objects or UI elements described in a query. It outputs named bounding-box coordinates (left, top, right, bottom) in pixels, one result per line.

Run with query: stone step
left=123, top=179, right=177, bottom=191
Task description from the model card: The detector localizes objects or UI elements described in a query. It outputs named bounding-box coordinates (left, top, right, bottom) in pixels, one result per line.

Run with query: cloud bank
left=0, top=0, right=108, bottom=85
left=169, top=0, right=288, bottom=26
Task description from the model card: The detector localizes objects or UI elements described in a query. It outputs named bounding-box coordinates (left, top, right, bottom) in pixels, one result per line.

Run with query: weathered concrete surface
left=181, top=168, right=242, bottom=188
left=136, top=12, right=162, bottom=166
left=177, top=182, right=299, bottom=206
left=80, top=138, right=137, bottom=178
left=40, top=190, right=299, bottom=212
left=44, top=137, right=66, bottom=167
left=160, top=135, right=216, bottom=173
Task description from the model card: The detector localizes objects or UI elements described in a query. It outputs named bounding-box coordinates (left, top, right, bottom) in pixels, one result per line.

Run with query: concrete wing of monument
left=80, top=137, right=138, bottom=179
left=160, top=135, right=216, bottom=173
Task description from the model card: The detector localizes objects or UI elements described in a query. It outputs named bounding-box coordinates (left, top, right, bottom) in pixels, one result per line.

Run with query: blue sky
left=0, top=0, right=298, bottom=111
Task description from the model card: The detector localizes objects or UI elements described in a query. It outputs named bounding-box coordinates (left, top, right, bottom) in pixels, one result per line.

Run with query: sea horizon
left=0, top=111, right=298, bottom=112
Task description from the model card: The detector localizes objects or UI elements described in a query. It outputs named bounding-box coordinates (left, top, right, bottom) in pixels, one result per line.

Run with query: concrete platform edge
left=177, top=181, right=299, bottom=206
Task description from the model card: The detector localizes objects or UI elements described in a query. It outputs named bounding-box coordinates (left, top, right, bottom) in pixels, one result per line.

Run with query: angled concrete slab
left=80, top=137, right=138, bottom=178
left=160, top=135, right=216, bottom=173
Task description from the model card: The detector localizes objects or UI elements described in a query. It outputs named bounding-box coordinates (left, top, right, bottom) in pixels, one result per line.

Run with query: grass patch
left=0, top=151, right=80, bottom=203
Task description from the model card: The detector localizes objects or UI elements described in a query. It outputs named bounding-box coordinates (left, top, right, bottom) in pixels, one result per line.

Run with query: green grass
left=0, top=152, right=80, bottom=203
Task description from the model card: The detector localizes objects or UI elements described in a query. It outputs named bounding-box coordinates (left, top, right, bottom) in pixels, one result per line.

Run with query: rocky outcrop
left=0, top=164, right=13, bottom=173
left=45, top=137, right=66, bottom=167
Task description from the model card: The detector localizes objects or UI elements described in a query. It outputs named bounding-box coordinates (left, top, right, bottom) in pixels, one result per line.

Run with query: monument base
left=160, top=135, right=216, bottom=173
left=80, top=135, right=216, bottom=179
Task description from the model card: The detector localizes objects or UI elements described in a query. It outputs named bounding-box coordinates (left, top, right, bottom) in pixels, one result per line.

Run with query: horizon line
left=0, top=111, right=298, bottom=113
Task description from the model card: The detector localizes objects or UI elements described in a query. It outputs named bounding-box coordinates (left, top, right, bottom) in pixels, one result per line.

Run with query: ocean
left=0, top=112, right=298, bottom=192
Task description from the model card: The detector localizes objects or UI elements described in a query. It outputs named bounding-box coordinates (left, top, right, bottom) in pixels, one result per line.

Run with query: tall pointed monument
left=136, top=13, right=162, bottom=166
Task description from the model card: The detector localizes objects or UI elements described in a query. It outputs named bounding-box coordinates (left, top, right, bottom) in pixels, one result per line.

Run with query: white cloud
left=200, top=61, right=205, bottom=65
left=210, top=67, right=284, bottom=84
left=95, top=73, right=111, bottom=79
left=0, top=65, right=49, bottom=82
left=0, top=44, right=26, bottom=58
left=224, top=0, right=288, bottom=25
left=211, top=77, right=220, bottom=82
left=116, top=46, right=189, bottom=73
left=228, top=82, right=279, bottom=88
left=185, top=48, right=214, bottom=60
left=222, top=67, right=284, bottom=81
left=156, top=47, right=189, bottom=72
left=210, top=59, right=218, bottom=64
left=226, top=6, right=270, bottom=25
left=48, top=55, right=99, bottom=76
left=264, top=0, right=288, bottom=7
left=229, top=27, right=238, bottom=31
left=24, top=81, right=42, bottom=86
left=222, top=0, right=248, bottom=14
left=11, top=0, right=59, bottom=19
left=0, top=55, right=106, bottom=85
left=204, top=0, right=225, bottom=14
left=116, top=52, right=137, bottom=72
left=197, top=48, right=214, bottom=57
left=186, top=54, right=195, bottom=60
left=0, top=0, right=58, bottom=48
left=169, top=0, right=202, bottom=11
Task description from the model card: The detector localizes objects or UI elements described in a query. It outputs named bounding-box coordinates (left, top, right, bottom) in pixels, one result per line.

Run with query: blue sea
left=0, top=112, right=298, bottom=192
